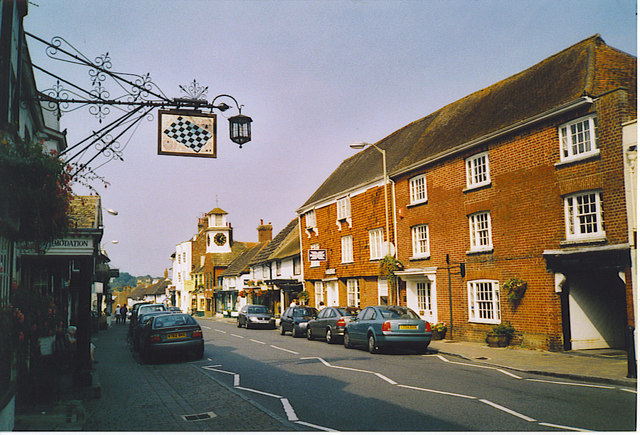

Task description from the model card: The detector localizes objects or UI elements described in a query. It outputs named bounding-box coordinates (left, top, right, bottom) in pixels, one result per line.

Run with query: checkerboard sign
left=158, top=110, right=217, bottom=158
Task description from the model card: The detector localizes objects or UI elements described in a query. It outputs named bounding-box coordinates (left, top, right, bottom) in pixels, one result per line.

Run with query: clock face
left=214, top=233, right=227, bottom=246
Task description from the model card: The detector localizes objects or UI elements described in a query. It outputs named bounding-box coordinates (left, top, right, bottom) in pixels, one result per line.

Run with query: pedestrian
left=319, top=301, right=325, bottom=309
left=120, top=304, right=128, bottom=325
left=115, top=304, right=121, bottom=324
left=290, top=299, right=298, bottom=307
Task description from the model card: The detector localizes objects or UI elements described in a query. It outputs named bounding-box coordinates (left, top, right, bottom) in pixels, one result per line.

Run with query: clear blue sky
left=25, top=0, right=637, bottom=276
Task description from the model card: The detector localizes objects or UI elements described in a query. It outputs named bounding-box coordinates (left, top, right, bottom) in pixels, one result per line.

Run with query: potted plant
left=503, top=278, right=527, bottom=303
left=297, top=290, right=309, bottom=304
left=486, top=322, right=515, bottom=347
left=431, top=322, right=447, bottom=340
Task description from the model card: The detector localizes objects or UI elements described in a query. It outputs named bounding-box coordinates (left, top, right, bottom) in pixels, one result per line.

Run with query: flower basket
left=486, top=322, right=515, bottom=347
left=503, top=278, right=527, bottom=303
left=431, top=322, right=447, bottom=340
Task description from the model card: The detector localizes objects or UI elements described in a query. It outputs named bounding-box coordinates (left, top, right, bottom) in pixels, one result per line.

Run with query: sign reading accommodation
left=308, top=249, right=327, bottom=262
left=158, top=110, right=217, bottom=158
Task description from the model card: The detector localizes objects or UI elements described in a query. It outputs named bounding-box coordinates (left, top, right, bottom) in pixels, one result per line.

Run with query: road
left=195, top=318, right=636, bottom=432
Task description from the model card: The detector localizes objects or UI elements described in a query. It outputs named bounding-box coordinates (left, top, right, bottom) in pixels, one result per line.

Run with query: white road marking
left=214, top=329, right=227, bottom=334
left=281, top=398, right=298, bottom=421
left=620, top=388, right=637, bottom=394
left=538, top=422, right=592, bottom=432
left=235, top=386, right=283, bottom=398
left=201, top=366, right=235, bottom=375
left=479, top=399, right=536, bottom=422
left=270, top=345, right=299, bottom=355
left=231, top=333, right=244, bottom=339
left=201, top=325, right=212, bottom=329
left=250, top=339, right=266, bottom=344
left=397, top=384, right=477, bottom=400
left=525, top=379, right=615, bottom=389
left=375, top=373, right=398, bottom=385
left=436, top=355, right=522, bottom=379
left=296, top=420, right=338, bottom=432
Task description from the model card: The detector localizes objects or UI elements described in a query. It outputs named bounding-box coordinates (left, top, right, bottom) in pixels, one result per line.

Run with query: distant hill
left=110, top=272, right=157, bottom=291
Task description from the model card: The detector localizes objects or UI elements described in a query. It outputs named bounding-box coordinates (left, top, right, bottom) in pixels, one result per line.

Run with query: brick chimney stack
left=257, top=219, right=273, bottom=243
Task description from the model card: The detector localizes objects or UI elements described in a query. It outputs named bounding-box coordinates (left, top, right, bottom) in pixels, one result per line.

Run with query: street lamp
left=212, top=94, right=253, bottom=147
left=349, top=142, right=392, bottom=258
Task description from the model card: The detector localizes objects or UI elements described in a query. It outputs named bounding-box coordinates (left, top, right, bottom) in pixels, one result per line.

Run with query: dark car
left=138, top=313, right=204, bottom=362
left=133, top=311, right=173, bottom=350
left=280, top=306, right=318, bottom=337
left=307, top=306, right=361, bottom=343
left=344, top=305, right=432, bottom=354
left=128, top=303, right=167, bottom=339
left=237, top=305, right=276, bottom=329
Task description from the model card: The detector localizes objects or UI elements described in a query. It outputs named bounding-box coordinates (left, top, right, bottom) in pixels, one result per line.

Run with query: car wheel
left=292, top=326, right=299, bottom=338
left=326, top=328, right=334, bottom=344
left=307, top=327, right=313, bottom=340
left=194, top=345, right=204, bottom=360
left=343, top=331, right=353, bottom=349
left=246, top=321, right=252, bottom=330
left=280, top=324, right=286, bottom=335
left=237, top=319, right=242, bottom=328
left=368, top=334, right=378, bottom=354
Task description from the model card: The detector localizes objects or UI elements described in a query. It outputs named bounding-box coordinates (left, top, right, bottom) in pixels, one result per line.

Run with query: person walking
left=115, top=304, right=121, bottom=324
left=120, top=304, right=128, bottom=325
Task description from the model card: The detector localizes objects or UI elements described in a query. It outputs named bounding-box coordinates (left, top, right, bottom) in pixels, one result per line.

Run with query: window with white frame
left=409, top=174, right=427, bottom=204
left=469, top=211, right=492, bottom=252
left=468, top=280, right=501, bottom=323
left=564, top=190, right=605, bottom=240
left=305, top=210, right=317, bottom=228
left=337, top=196, right=351, bottom=220
left=314, top=281, right=324, bottom=307
left=559, top=115, right=598, bottom=162
left=276, top=260, right=282, bottom=276
left=310, top=243, right=320, bottom=267
left=466, top=152, right=490, bottom=189
left=369, top=228, right=384, bottom=260
left=347, top=279, right=360, bottom=307
left=341, top=235, right=353, bottom=263
left=417, top=281, right=431, bottom=312
left=293, top=256, right=301, bottom=275
left=411, top=224, right=430, bottom=258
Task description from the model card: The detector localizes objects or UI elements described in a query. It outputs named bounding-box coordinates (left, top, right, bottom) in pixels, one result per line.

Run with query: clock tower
left=205, top=207, right=231, bottom=253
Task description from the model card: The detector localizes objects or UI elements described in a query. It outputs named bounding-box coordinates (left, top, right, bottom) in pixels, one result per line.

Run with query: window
left=411, top=224, right=430, bottom=258
left=337, top=196, right=351, bottom=220
left=369, top=228, right=384, bottom=260
left=341, top=235, right=353, bottom=263
left=276, top=260, right=282, bottom=276
left=310, top=243, right=320, bottom=267
left=293, top=256, right=301, bottom=275
left=469, top=211, right=492, bottom=252
left=305, top=210, right=316, bottom=228
left=347, top=279, right=360, bottom=307
left=409, top=174, right=427, bottom=204
left=468, top=280, right=500, bottom=323
left=466, top=152, right=490, bottom=189
left=559, top=115, right=598, bottom=161
left=417, top=281, right=431, bottom=312
left=564, top=190, right=605, bottom=240
left=314, top=281, right=324, bottom=307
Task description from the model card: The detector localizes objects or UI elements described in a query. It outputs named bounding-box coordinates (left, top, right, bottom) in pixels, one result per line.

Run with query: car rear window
left=154, top=314, right=197, bottom=328
left=248, top=306, right=268, bottom=314
left=293, top=308, right=316, bottom=317
left=339, top=307, right=360, bottom=316
left=139, top=305, right=166, bottom=315
left=380, top=307, right=420, bottom=319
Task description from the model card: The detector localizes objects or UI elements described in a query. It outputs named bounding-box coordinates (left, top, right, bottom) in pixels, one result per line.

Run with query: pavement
left=12, top=316, right=637, bottom=431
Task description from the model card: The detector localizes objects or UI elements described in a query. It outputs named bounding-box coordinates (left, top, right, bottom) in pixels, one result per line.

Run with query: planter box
left=431, top=330, right=446, bottom=340
left=486, top=334, right=510, bottom=348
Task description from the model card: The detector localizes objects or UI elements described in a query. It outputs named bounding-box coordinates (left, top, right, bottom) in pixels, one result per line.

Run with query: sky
left=24, top=0, right=637, bottom=277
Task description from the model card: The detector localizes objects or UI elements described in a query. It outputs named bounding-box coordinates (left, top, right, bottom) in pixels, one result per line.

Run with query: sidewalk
left=428, top=338, right=637, bottom=387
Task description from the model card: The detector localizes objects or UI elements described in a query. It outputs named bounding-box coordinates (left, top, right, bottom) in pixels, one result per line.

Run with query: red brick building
left=297, top=35, right=636, bottom=351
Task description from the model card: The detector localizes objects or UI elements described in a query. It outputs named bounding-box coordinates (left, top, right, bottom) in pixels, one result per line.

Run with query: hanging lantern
left=228, top=113, right=252, bottom=147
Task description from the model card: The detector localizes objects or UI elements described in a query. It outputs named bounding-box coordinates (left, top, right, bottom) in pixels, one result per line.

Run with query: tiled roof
left=68, top=196, right=101, bottom=230
left=221, top=242, right=268, bottom=277
left=207, top=207, right=228, bottom=215
left=250, top=218, right=298, bottom=265
left=299, top=35, right=636, bottom=210
left=144, top=279, right=171, bottom=296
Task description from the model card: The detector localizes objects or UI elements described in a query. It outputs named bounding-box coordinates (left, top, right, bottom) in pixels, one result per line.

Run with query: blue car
left=343, top=305, right=432, bottom=354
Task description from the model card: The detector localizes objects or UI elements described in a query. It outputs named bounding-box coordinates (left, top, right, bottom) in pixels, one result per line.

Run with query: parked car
left=128, top=303, right=167, bottom=338
left=343, top=306, right=432, bottom=354
left=138, top=313, right=204, bottom=362
left=133, top=311, right=173, bottom=350
left=307, top=306, right=361, bottom=343
left=237, top=305, right=276, bottom=329
left=280, top=306, right=318, bottom=337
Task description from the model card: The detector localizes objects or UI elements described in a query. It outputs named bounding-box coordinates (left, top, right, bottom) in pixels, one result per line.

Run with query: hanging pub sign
left=158, top=109, right=217, bottom=158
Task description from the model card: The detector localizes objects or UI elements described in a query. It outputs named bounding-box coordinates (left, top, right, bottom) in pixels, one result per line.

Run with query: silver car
left=307, top=306, right=360, bottom=343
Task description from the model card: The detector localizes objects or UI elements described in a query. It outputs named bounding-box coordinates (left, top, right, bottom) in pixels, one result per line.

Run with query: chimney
left=257, top=219, right=273, bottom=243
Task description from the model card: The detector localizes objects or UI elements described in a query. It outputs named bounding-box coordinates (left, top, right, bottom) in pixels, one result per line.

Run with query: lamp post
left=350, top=141, right=391, bottom=257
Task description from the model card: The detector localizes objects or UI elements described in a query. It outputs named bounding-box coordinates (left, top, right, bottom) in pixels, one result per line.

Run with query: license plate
left=166, top=332, right=187, bottom=339
left=399, top=325, right=418, bottom=330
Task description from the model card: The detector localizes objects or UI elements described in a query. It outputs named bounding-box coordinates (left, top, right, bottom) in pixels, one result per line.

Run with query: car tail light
left=150, top=334, right=161, bottom=343
left=425, top=322, right=432, bottom=332
left=336, top=318, right=346, bottom=327
left=192, top=330, right=203, bottom=338
left=382, top=321, right=391, bottom=332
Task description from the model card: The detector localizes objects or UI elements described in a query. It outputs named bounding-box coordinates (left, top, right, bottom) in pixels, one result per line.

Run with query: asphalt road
left=195, top=318, right=636, bottom=432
